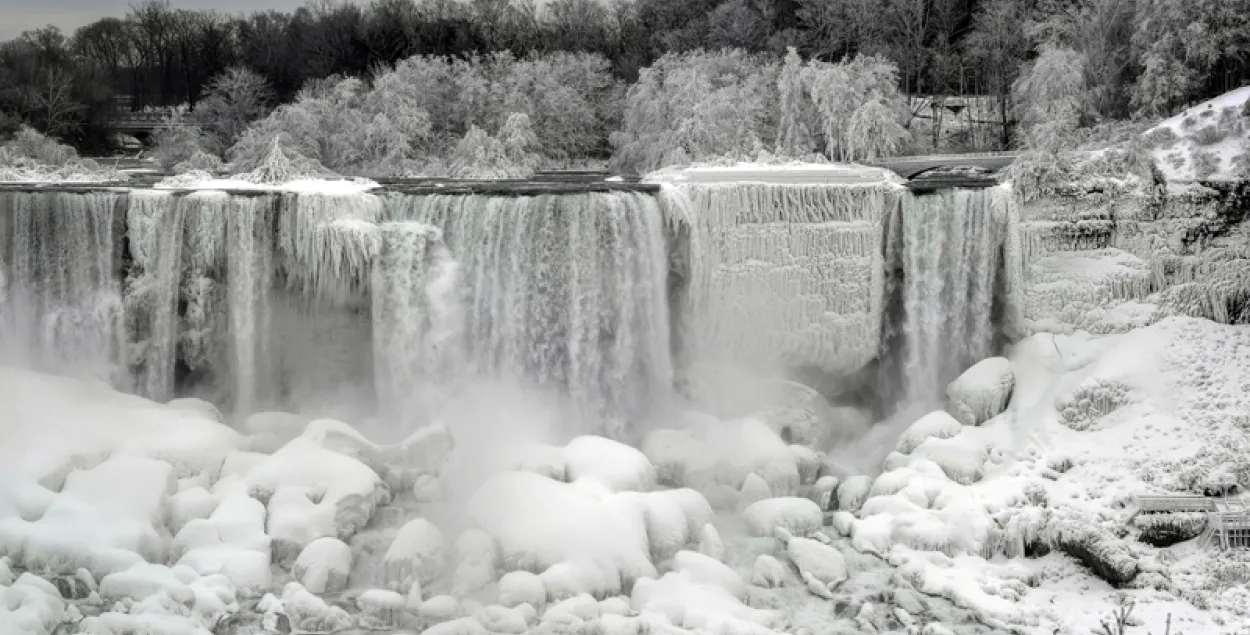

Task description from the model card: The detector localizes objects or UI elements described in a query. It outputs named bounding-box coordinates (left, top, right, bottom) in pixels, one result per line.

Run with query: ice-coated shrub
left=173, top=151, right=224, bottom=175
left=0, top=126, right=123, bottom=182
left=1054, top=378, right=1131, bottom=431
left=1191, top=125, right=1229, bottom=147
left=1142, top=126, right=1179, bottom=150
left=611, top=47, right=907, bottom=172
left=1190, top=148, right=1219, bottom=178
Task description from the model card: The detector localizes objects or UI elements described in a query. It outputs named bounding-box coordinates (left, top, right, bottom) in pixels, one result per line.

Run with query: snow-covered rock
left=945, top=357, right=1014, bottom=425
left=896, top=411, right=964, bottom=455
left=563, top=436, right=656, bottom=492
left=467, top=471, right=657, bottom=596
left=751, top=555, right=787, bottom=588
left=498, top=571, right=546, bottom=609
left=383, top=518, right=447, bottom=591
left=742, top=497, right=823, bottom=537
left=777, top=528, right=848, bottom=599
left=292, top=537, right=352, bottom=594
left=246, top=436, right=387, bottom=562
left=172, top=493, right=271, bottom=590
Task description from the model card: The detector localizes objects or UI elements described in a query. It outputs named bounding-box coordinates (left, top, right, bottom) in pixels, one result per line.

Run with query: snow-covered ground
left=2, top=309, right=1249, bottom=634
left=1145, top=86, right=1250, bottom=182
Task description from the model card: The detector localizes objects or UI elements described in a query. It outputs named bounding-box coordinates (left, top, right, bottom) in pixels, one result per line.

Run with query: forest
left=0, top=0, right=1248, bottom=175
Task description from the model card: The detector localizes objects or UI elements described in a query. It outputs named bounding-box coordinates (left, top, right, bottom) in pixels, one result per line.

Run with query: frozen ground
left=2, top=314, right=1249, bottom=634
left=1145, top=86, right=1250, bottom=182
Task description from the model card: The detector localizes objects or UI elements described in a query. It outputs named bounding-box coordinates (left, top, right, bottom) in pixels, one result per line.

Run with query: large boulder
left=945, top=357, right=1014, bottom=426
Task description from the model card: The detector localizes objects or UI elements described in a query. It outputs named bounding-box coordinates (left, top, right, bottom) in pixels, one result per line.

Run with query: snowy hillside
left=1145, top=86, right=1250, bottom=182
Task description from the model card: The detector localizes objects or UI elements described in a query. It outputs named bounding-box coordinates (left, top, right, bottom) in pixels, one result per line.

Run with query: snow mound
left=945, top=357, right=1014, bottom=425
left=643, top=417, right=801, bottom=499
left=383, top=518, right=447, bottom=591
left=741, top=497, right=823, bottom=538
left=292, top=537, right=352, bottom=594
left=7, top=457, right=175, bottom=578
left=631, top=570, right=785, bottom=634
left=563, top=436, right=656, bottom=492
left=171, top=493, right=271, bottom=590
left=0, top=367, right=242, bottom=480
left=895, top=411, right=964, bottom=455
left=244, top=435, right=387, bottom=562
left=467, top=471, right=657, bottom=595
left=0, top=573, right=66, bottom=635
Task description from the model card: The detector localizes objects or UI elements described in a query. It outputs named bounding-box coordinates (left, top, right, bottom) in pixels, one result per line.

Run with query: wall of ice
left=1016, top=182, right=1250, bottom=334
left=17, top=174, right=1233, bottom=441
left=655, top=172, right=1017, bottom=417
left=0, top=188, right=672, bottom=439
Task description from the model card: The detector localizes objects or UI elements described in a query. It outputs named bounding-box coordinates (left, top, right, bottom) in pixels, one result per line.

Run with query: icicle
left=279, top=192, right=382, bottom=307
left=371, top=222, right=464, bottom=425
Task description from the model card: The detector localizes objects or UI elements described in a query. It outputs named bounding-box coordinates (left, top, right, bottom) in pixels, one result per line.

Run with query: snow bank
left=0, top=367, right=242, bottom=480
left=467, top=471, right=657, bottom=596
left=945, top=357, right=1014, bottom=425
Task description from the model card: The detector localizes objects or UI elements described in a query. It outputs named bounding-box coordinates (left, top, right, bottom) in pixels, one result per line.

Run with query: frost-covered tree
left=1130, top=0, right=1250, bottom=117
left=193, top=67, right=275, bottom=152
left=774, top=47, right=818, bottom=157
left=1013, top=45, right=1087, bottom=152
left=804, top=55, right=908, bottom=162
left=448, top=114, right=542, bottom=178
left=610, top=49, right=777, bottom=173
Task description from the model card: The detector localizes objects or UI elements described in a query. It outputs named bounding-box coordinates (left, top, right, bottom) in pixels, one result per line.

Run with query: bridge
left=871, top=151, right=1019, bottom=191
left=109, top=110, right=189, bottom=142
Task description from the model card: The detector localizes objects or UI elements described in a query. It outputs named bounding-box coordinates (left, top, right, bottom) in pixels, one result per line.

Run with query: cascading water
left=896, top=187, right=1010, bottom=407
left=386, top=192, right=673, bottom=437
left=371, top=222, right=465, bottom=425
left=0, top=191, right=126, bottom=385
left=126, top=190, right=187, bottom=402
left=227, top=195, right=277, bottom=415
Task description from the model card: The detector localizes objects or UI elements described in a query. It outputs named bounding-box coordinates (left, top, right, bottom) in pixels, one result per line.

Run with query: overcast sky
left=0, top=0, right=308, bottom=40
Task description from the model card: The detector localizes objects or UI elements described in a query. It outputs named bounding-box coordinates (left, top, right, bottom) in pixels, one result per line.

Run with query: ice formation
left=385, top=191, right=673, bottom=436
left=371, top=222, right=464, bottom=424
left=1, top=159, right=1249, bottom=635
left=0, top=191, right=126, bottom=385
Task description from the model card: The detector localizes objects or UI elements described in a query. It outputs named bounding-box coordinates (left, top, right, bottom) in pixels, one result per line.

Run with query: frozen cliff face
left=1016, top=183, right=1250, bottom=333
left=657, top=180, right=892, bottom=381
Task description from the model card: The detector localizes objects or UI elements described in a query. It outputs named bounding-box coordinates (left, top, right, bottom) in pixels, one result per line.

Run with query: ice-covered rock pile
left=1016, top=181, right=1250, bottom=334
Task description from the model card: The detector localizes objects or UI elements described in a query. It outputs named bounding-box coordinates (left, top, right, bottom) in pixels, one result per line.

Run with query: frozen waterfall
left=0, top=180, right=1017, bottom=439
left=371, top=222, right=465, bottom=425
left=385, top=192, right=674, bottom=437
left=895, top=186, right=1011, bottom=407
left=0, top=191, right=126, bottom=385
